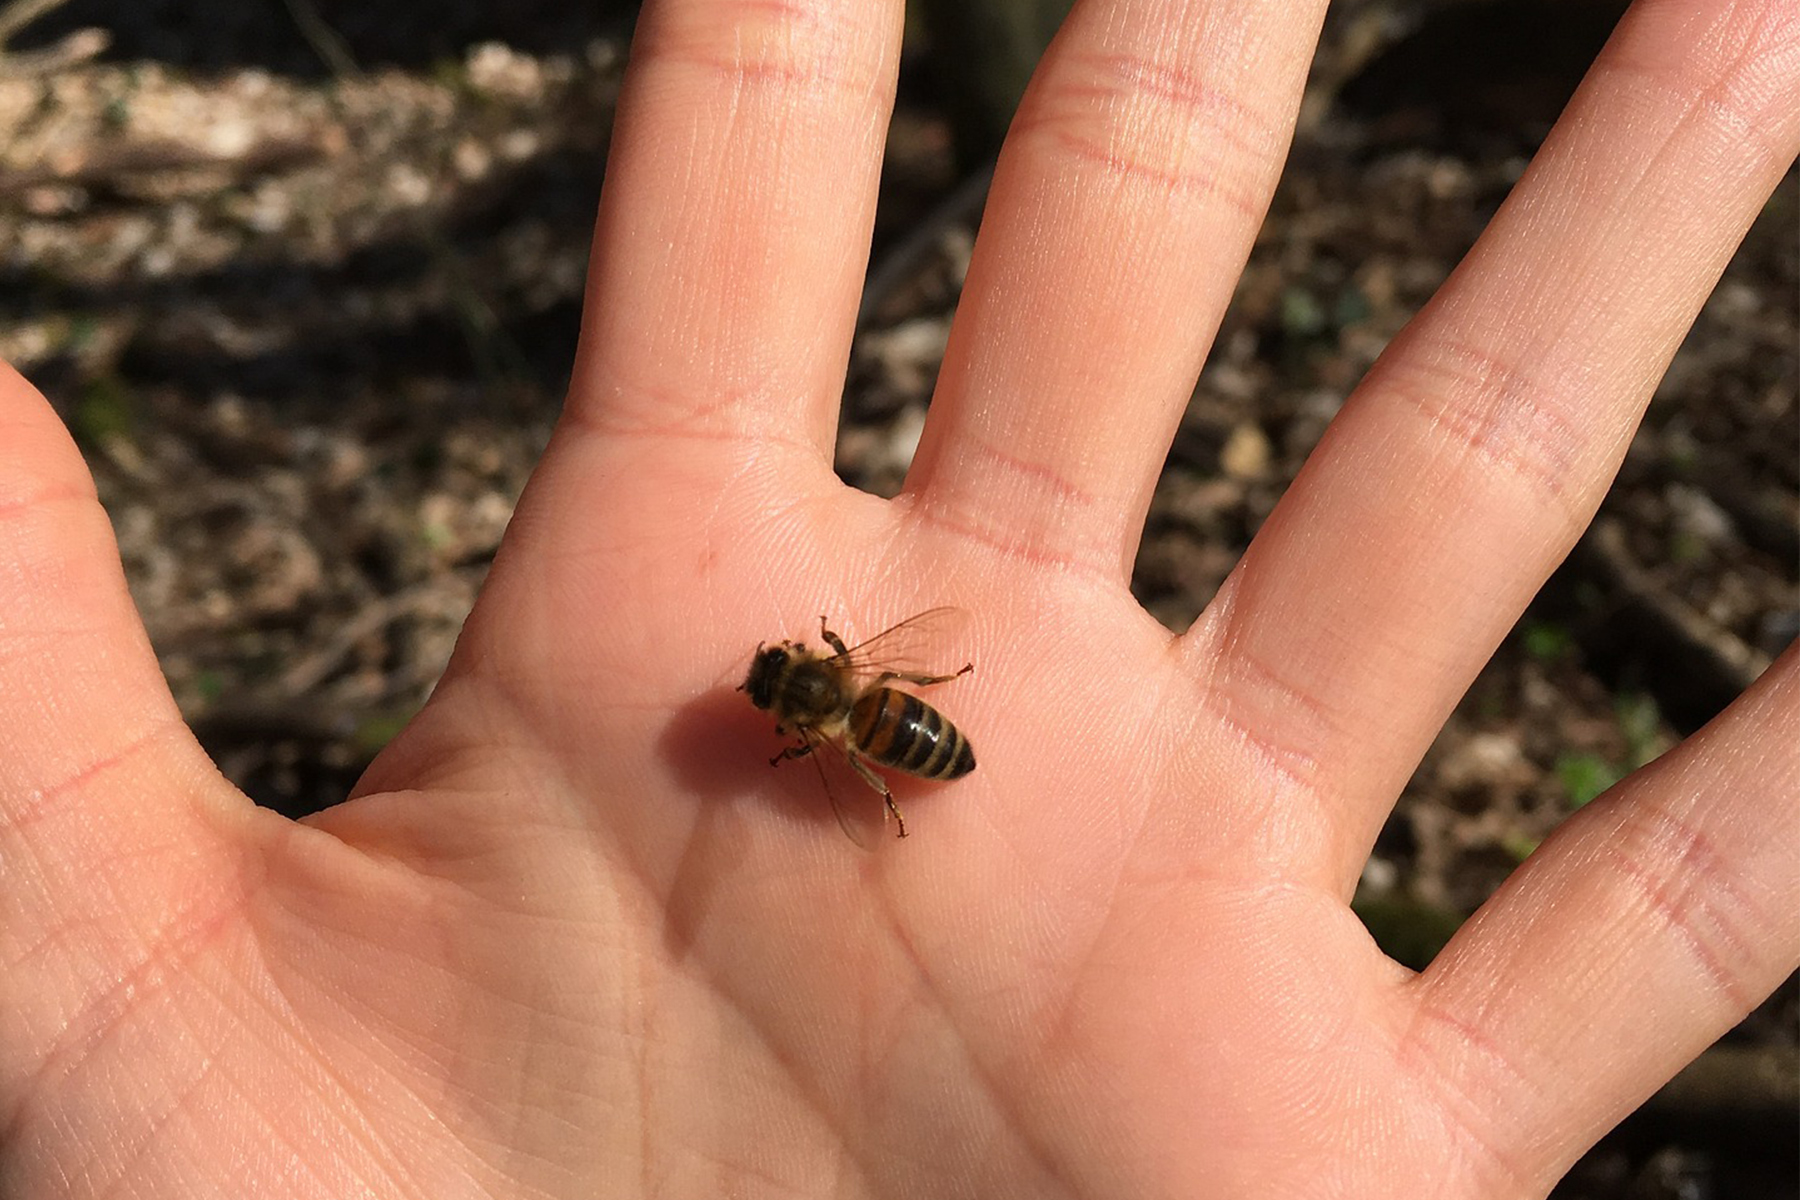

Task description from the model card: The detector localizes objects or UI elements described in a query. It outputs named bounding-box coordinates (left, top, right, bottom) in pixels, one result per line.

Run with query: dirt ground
left=2, top=0, right=1794, bottom=1194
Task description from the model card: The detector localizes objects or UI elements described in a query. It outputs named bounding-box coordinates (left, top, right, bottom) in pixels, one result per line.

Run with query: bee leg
left=770, top=741, right=814, bottom=768
left=846, top=752, right=907, bottom=838
left=871, top=662, right=973, bottom=689
left=818, top=617, right=850, bottom=658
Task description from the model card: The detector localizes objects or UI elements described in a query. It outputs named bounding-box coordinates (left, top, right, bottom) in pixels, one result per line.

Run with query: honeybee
left=739, top=608, right=975, bottom=843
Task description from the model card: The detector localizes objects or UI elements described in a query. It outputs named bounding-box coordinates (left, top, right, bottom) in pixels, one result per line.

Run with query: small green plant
left=1280, top=286, right=1328, bottom=339
left=1615, top=691, right=1665, bottom=768
left=1542, top=688, right=1662, bottom=810
left=1556, top=751, right=1622, bottom=808
left=420, top=521, right=454, bottom=552
left=1521, top=620, right=1573, bottom=662
left=195, top=670, right=225, bottom=705
left=1333, top=285, right=1372, bottom=329
left=1353, top=894, right=1467, bottom=971
left=354, top=712, right=412, bottom=754
left=72, top=376, right=135, bottom=447
left=61, top=313, right=100, bottom=354
left=1669, top=529, right=1709, bottom=564
left=1501, top=831, right=1540, bottom=863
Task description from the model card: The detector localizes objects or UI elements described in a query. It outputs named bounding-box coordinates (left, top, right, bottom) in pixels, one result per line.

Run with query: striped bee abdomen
left=849, top=687, right=976, bottom=780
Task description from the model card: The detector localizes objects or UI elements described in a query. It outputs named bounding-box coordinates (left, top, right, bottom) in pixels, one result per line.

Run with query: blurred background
left=1, top=0, right=1793, bottom=1193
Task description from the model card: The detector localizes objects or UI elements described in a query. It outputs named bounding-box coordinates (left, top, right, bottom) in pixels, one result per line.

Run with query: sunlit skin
left=2, top=1, right=1796, bottom=1197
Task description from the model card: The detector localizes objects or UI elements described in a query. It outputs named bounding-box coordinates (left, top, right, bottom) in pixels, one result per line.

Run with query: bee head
left=740, top=643, right=789, bottom=710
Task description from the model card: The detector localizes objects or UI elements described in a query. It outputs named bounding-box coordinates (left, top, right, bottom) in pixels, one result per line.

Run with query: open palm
left=5, top=2, right=1797, bottom=1197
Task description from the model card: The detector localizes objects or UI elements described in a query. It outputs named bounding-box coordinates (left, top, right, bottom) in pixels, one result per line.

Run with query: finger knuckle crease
left=3, top=719, right=188, bottom=835
left=1014, top=50, right=1278, bottom=209
left=1207, top=638, right=1338, bottom=803
left=1608, top=802, right=1769, bottom=1011
left=637, top=4, right=885, bottom=108
left=1401, top=1000, right=1540, bottom=1194
left=1609, top=8, right=1798, bottom=167
left=1375, top=339, right=1590, bottom=529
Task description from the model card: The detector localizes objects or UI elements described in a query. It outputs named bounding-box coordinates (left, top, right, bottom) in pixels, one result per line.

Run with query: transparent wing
left=831, top=606, right=969, bottom=677
left=796, top=729, right=876, bottom=851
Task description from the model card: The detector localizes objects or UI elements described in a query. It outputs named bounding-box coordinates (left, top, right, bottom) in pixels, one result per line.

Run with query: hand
left=3, top=2, right=1795, bottom=1196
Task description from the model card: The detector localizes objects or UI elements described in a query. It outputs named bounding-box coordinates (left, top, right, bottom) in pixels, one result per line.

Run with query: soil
left=2, top=0, right=1793, bottom=1194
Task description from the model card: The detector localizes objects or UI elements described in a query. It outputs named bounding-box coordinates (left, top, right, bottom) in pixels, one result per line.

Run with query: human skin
left=2, top=0, right=1796, bottom=1196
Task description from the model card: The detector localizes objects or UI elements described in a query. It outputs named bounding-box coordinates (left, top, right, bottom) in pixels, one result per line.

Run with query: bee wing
left=795, top=730, right=877, bottom=851
left=834, top=606, right=969, bottom=676
left=825, top=770, right=878, bottom=851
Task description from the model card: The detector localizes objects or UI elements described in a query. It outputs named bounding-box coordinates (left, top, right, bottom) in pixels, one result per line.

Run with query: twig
left=0, top=136, right=322, bottom=195
left=279, top=584, right=448, bottom=695
left=0, top=0, right=106, bottom=79
left=277, top=0, right=361, bottom=80
left=1586, top=517, right=1770, bottom=690
left=857, top=162, right=994, bottom=330
left=0, top=27, right=104, bottom=78
left=0, top=0, right=71, bottom=46
left=272, top=0, right=530, bottom=386
left=1625, top=1042, right=1799, bottom=1154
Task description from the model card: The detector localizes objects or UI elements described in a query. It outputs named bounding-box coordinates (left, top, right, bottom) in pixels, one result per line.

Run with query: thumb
left=0, top=364, right=249, bottom=1110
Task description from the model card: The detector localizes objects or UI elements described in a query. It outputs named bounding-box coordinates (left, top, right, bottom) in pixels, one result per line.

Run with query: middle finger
left=903, top=0, right=1331, bottom=580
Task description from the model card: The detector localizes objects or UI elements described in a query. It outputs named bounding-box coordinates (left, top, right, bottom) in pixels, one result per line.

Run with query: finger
left=1179, top=0, right=1800, bottom=881
left=903, top=0, right=1329, bottom=578
left=565, top=0, right=902, bottom=464
left=0, top=367, right=244, bottom=1109
left=1403, top=646, right=1799, bottom=1195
